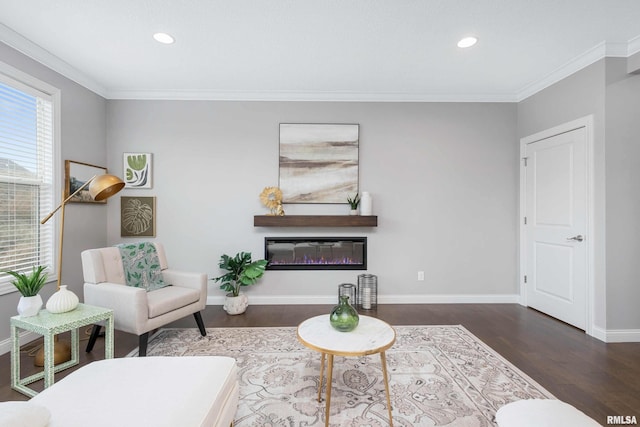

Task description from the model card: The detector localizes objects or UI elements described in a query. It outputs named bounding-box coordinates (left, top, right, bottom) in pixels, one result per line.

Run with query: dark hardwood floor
left=2, top=304, right=639, bottom=425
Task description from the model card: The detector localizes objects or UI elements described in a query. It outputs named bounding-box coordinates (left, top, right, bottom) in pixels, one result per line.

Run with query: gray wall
left=105, top=101, right=519, bottom=304
left=0, top=43, right=107, bottom=345
left=604, top=58, right=640, bottom=330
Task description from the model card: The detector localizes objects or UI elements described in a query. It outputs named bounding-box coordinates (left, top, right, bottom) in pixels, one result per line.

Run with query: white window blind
left=0, top=76, right=55, bottom=294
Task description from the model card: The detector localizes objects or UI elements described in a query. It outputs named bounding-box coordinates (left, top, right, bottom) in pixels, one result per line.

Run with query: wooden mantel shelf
left=254, top=215, right=377, bottom=227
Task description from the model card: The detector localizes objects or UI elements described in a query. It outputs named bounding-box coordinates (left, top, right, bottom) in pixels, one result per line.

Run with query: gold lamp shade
left=89, top=174, right=125, bottom=201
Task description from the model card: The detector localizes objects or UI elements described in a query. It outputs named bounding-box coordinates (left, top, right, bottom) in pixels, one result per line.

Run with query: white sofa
left=1, top=357, right=239, bottom=427
left=496, top=399, right=602, bottom=426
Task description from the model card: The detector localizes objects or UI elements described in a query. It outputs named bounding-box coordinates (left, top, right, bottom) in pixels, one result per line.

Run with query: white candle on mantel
left=362, top=287, right=371, bottom=309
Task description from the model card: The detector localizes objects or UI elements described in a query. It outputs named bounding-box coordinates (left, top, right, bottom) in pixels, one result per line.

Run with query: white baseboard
left=0, top=331, right=41, bottom=356
left=590, top=325, right=608, bottom=342
left=604, top=328, right=640, bottom=343
left=206, top=293, right=521, bottom=306
left=379, top=294, right=520, bottom=304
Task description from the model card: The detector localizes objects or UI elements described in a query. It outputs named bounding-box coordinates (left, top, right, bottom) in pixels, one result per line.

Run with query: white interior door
left=524, top=127, right=587, bottom=330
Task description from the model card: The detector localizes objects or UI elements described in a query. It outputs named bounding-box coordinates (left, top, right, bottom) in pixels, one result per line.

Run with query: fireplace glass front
left=265, top=237, right=367, bottom=270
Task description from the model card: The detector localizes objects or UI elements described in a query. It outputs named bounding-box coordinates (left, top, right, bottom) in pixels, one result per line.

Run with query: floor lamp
left=34, top=173, right=125, bottom=366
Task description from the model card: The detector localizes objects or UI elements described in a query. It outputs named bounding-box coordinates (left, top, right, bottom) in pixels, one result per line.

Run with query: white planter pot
left=17, top=294, right=43, bottom=317
left=223, top=293, right=248, bottom=315
left=349, top=209, right=358, bottom=216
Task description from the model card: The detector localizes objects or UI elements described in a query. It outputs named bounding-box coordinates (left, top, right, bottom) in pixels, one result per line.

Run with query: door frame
left=519, top=115, right=595, bottom=337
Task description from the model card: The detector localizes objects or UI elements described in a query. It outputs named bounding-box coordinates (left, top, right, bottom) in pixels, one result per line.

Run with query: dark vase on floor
left=329, top=295, right=359, bottom=332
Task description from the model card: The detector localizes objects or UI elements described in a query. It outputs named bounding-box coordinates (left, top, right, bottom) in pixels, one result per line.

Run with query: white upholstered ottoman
left=496, top=399, right=601, bottom=427
left=30, top=356, right=239, bottom=427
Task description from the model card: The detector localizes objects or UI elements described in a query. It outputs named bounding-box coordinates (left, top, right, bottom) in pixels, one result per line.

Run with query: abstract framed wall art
left=123, top=153, right=152, bottom=188
left=121, top=196, right=156, bottom=237
left=279, top=123, right=359, bottom=203
left=65, top=160, right=108, bottom=204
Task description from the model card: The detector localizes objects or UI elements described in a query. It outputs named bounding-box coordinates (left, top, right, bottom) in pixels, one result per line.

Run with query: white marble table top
left=297, top=314, right=396, bottom=356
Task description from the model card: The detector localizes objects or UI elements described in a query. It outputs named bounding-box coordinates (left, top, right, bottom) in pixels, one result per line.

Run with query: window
left=0, top=66, right=58, bottom=295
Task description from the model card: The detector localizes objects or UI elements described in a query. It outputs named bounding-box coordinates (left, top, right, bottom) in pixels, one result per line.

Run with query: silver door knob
left=566, top=235, right=584, bottom=242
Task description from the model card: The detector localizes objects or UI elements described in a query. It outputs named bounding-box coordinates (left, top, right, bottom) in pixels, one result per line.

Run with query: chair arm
left=83, top=282, right=148, bottom=335
left=161, top=269, right=206, bottom=292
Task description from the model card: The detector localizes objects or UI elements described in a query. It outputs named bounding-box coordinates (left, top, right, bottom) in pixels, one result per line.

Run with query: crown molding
left=2, top=24, right=638, bottom=103
left=105, top=89, right=518, bottom=103
left=514, top=39, right=640, bottom=101
left=606, top=41, right=633, bottom=57
left=516, top=42, right=608, bottom=101
left=0, top=23, right=107, bottom=97
left=628, top=34, right=640, bottom=56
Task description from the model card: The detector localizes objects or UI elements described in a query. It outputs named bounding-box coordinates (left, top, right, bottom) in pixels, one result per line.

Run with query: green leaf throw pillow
left=116, top=242, right=168, bottom=292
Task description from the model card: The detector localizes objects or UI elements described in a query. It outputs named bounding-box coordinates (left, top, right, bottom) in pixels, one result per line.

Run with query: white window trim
left=0, top=61, right=61, bottom=296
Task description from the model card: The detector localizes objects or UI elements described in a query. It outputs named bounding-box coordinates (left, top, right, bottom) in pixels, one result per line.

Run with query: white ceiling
left=1, top=0, right=640, bottom=102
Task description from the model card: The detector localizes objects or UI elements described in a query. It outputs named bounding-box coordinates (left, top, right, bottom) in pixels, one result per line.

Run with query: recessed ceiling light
left=153, top=32, right=175, bottom=44
left=457, top=36, right=478, bottom=48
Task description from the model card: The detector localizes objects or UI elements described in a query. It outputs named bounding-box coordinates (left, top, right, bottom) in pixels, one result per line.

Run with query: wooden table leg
left=380, top=351, right=393, bottom=427
left=325, top=354, right=334, bottom=427
left=318, top=353, right=326, bottom=402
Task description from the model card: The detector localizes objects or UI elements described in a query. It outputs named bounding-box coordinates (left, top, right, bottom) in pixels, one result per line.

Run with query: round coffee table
left=296, top=314, right=396, bottom=427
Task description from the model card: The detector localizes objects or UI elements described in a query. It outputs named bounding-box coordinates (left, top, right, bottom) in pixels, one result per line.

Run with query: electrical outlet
left=418, top=271, right=425, bottom=281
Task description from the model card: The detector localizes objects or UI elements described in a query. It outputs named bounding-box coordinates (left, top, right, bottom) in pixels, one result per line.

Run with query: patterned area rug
left=129, top=325, right=553, bottom=426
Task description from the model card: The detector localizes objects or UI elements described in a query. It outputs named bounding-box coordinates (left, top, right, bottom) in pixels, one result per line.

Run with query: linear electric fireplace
left=265, top=237, right=367, bottom=270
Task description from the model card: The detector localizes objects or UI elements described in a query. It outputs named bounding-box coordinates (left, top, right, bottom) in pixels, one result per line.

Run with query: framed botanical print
left=121, top=196, right=156, bottom=237
left=123, top=152, right=152, bottom=188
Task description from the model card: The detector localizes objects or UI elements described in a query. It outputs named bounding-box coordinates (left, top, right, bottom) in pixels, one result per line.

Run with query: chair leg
left=139, top=332, right=149, bottom=357
left=86, top=325, right=102, bottom=352
left=194, top=311, right=207, bottom=336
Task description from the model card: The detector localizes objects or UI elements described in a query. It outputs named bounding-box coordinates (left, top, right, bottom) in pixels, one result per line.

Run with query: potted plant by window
left=4, top=266, right=48, bottom=317
left=347, top=193, right=360, bottom=215
left=212, top=252, right=268, bottom=315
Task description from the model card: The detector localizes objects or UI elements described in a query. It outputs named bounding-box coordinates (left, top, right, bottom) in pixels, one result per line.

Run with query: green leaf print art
left=124, top=152, right=152, bottom=188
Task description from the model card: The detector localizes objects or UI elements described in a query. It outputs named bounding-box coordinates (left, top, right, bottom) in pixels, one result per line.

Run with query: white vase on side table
left=46, top=285, right=79, bottom=314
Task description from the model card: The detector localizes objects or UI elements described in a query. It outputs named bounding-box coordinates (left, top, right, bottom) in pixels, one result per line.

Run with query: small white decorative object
left=17, top=294, right=43, bottom=318
left=46, top=285, right=79, bottom=314
left=360, top=191, right=372, bottom=215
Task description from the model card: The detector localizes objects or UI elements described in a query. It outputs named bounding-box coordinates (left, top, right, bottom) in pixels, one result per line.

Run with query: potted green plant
left=347, top=193, right=360, bottom=215
left=212, top=252, right=268, bottom=315
left=4, top=266, right=48, bottom=317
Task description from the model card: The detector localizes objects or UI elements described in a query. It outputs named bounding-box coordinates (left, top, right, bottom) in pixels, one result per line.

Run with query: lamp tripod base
left=34, top=337, right=71, bottom=367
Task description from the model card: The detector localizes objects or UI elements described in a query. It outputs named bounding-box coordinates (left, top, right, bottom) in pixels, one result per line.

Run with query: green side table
left=10, top=303, right=114, bottom=397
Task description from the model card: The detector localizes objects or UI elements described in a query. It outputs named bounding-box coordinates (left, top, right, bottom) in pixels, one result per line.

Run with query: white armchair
left=81, top=242, right=207, bottom=356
